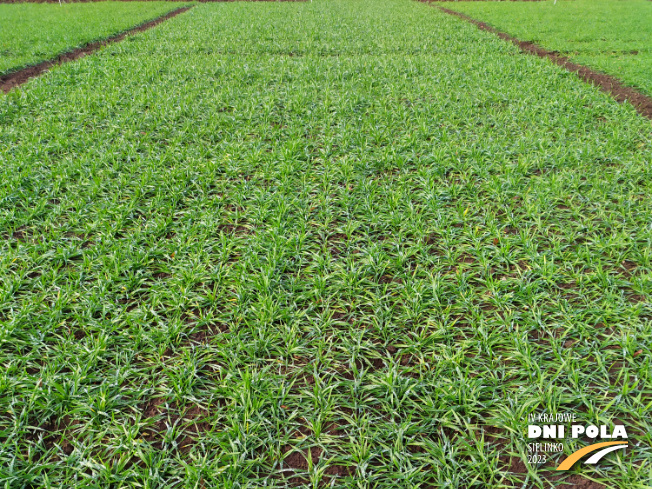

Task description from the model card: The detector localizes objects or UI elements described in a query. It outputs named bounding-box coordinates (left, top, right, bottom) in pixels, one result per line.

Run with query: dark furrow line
left=0, top=6, right=193, bottom=93
left=431, top=4, right=652, bottom=120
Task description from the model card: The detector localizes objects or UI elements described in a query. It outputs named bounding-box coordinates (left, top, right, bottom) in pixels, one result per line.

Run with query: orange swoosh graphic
left=556, top=441, right=628, bottom=470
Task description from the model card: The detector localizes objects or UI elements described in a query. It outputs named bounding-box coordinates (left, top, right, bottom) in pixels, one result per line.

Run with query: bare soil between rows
left=429, top=3, right=652, bottom=120
left=0, top=6, right=193, bottom=92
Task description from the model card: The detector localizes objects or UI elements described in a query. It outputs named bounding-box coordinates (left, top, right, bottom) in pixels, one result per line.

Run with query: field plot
left=1, top=0, right=651, bottom=487
left=441, top=0, right=652, bottom=98
left=0, top=2, right=188, bottom=75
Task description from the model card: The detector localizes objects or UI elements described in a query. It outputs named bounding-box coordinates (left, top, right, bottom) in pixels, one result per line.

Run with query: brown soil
left=0, top=6, right=192, bottom=93
left=281, top=423, right=353, bottom=486
left=431, top=5, right=652, bottom=120
left=141, top=398, right=210, bottom=453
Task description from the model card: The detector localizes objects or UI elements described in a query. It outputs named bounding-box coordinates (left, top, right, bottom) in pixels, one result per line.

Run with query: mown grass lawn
left=1, top=0, right=651, bottom=487
left=0, top=2, right=189, bottom=75
left=441, top=0, right=652, bottom=97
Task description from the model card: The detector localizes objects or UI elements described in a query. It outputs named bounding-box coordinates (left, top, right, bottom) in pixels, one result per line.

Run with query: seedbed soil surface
left=1, top=0, right=650, bottom=488
left=0, top=2, right=189, bottom=75
left=438, top=0, right=652, bottom=97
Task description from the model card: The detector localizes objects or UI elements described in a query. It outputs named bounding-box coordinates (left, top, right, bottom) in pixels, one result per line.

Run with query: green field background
left=1, top=1, right=650, bottom=487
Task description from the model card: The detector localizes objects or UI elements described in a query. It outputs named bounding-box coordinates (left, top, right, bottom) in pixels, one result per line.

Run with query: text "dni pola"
left=528, top=424, right=628, bottom=439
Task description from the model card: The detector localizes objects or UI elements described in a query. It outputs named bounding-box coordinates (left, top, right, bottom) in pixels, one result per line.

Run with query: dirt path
left=0, top=6, right=192, bottom=93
